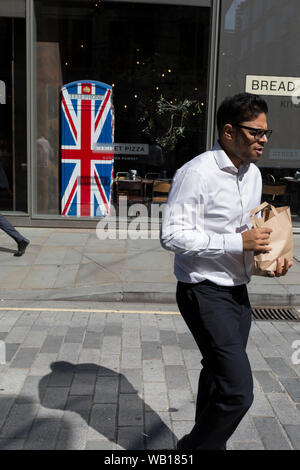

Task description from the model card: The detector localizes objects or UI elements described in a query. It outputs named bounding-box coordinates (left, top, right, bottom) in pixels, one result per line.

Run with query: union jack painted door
left=61, top=80, right=114, bottom=217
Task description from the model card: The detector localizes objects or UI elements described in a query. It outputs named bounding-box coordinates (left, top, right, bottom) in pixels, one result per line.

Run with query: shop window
left=33, top=0, right=211, bottom=218
left=0, top=3, right=27, bottom=213
left=217, top=0, right=300, bottom=225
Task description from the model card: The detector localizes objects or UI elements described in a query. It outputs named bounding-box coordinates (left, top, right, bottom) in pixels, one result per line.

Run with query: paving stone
left=77, top=348, right=100, bottom=366
left=56, top=425, right=87, bottom=450
left=0, top=438, right=25, bottom=450
left=266, top=392, right=300, bottom=425
left=230, top=414, right=260, bottom=442
left=15, top=312, right=39, bottom=327
left=172, top=420, right=194, bottom=441
left=47, top=367, right=74, bottom=387
left=89, top=404, right=117, bottom=440
left=177, top=332, right=198, bottom=350
left=143, top=359, right=164, bottom=382
left=265, top=357, right=297, bottom=378
left=122, top=331, right=141, bottom=349
left=233, top=441, right=264, bottom=450
left=121, top=348, right=142, bottom=369
left=40, top=335, right=64, bottom=353
left=249, top=378, right=275, bottom=417
left=0, top=395, right=16, bottom=428
left=70, top=370, right=97, bottom=395
left=168, top=389, right=195, bottom=421
left=145, top=410, right=175, bottom=450
left=94, top=376, right=119, bottom=403
left=142, top=341, right=162, bottom=360
left=117, top=426, right=145, bottom=450
left=41, top=387, right=69, bottom=410
left=0, top=403, right=39, bottom=439
left=159, top=330, right=178, bottom=346
left=253, top=417, right=292, bottom=450
left=82, top=331, right=102, bottom=349
left=283, top=424, right=300, bottom=450
left=279, top=378, right=300, bottom=402
left=57, top=343, right=81, bottom=363
left=16, top=375, right=48, bottom=404
left=253, top=371, right=283, bottom=393
left=98, top=355, right=120, bottom=375
left=144, top=382, right=169, bottom=412
left=23, top=330, right=48, bottom=348
left=70, top=312, right=90, bottom=327
left=247, top=347, right=271, bottom=370
left=23, top=417, right=62, bottom=450
left=5, top=344, right=20, bottom=362
left=30, top=353, right=58, bottom=376
left=64, top=327, right=86, bottom=344
left=5, top=327, right=31, bottom=344
left=118, top=394, right=143, bottom=426
left=0, top=369, right=28, bottom=394
left=165, top=365, right=188, bottom=389
left=187, top=369, right=200, bottom=399
left=162, top=345, right=183, bottom=365
left=101, top=336, right=121, bottom=355
left=120, top=369, right=142, bottom=394
left=182, top=349, right=201, bottom=369
left=141, top=325, right=159, bottom=342
left=10, top=348, right=39, bottom=369
left=85, top=440, right=115, bottom=450
left=104, top=323, right=122, bottom=336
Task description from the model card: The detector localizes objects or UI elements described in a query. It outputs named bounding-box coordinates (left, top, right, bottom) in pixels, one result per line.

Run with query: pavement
left=0, top=226, right=300, bottom=306
left=0, top=227, right=299, bottom=450
left=0, top=300, right=299, bottom=450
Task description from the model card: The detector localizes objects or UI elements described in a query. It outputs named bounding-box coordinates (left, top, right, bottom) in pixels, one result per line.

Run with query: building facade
left=1, top=0, right=300, bottom=227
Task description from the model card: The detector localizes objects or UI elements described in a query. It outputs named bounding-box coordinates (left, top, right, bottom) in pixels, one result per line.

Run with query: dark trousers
left=0, top=213, right=24, bottom=244
left=176, top=279, right=254, bottom=450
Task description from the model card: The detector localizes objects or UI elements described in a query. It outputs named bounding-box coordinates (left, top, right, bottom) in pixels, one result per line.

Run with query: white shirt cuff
left=223, top=233, right=243, bottom=255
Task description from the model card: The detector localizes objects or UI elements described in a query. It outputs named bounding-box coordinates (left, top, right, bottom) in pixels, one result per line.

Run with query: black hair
left=217, top=92, right=268, bottom=136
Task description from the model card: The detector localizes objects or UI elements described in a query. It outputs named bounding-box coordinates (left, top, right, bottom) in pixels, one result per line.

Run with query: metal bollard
left=0, top=341, right=6, bottom=364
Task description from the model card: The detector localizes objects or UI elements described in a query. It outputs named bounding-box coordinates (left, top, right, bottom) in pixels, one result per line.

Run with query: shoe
left=14, top=238, right=30, bottom=257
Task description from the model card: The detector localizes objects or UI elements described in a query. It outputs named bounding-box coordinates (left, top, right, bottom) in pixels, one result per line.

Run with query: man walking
left=160, top=93, right=293, bottom=450
left=0, top=213, right=30, bottom=257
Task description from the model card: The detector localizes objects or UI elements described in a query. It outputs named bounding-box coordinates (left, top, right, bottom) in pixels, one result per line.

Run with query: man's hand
left=267, top=258, right=293, bottom=277
left=242, top=227, right=272, bottom=253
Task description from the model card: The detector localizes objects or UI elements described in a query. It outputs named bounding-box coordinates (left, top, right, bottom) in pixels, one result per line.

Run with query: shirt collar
left=212, top=141, right=250, bottom=175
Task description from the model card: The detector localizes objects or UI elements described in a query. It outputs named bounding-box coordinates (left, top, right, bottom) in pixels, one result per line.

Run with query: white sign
left=269, top=149, right=300, bottom=161
left=0, top=81, right=6, bottom=104
left=68, top=94, right=105, bottom=100
left=94, top=143, right=149, bottom=155
left=245, top=75, right=300, bottom=96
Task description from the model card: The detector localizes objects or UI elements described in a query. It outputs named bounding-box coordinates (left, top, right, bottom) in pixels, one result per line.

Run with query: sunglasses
left=235, top=124, right=272, bottom=140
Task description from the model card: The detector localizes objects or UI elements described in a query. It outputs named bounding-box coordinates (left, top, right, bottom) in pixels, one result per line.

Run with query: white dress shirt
left=160, top=141, right=262, bottom=286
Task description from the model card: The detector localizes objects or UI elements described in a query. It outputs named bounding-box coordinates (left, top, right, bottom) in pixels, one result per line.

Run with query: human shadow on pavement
left=38, top=361, right=176, bottom=450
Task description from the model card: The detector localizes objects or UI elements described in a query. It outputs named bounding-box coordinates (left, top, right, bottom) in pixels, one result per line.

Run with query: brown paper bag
left=250, top=201, right=294, bottom=276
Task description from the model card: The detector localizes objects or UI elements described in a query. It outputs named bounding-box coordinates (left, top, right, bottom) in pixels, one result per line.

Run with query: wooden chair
left=262, top=184, right=287, bottom=206
left=116, top=172, right=130, bottom=180
left=152, top=181, right=171, bottom=203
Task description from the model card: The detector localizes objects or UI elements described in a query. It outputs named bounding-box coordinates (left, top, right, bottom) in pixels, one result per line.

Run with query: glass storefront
left=1, top=0, right=300, bottom=226
left=33, top=0, right=211, bottom=218
left=217, top=0, right=300, bottom=223
left=0, top=1, right=27, bottom=214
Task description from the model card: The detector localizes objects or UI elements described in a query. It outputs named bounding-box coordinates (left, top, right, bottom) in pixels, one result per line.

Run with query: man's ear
left=223, top=123, right=234, bottom=142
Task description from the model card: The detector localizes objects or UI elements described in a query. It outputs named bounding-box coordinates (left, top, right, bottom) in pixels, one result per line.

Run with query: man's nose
left=259, top=133, right=268, bottom=144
